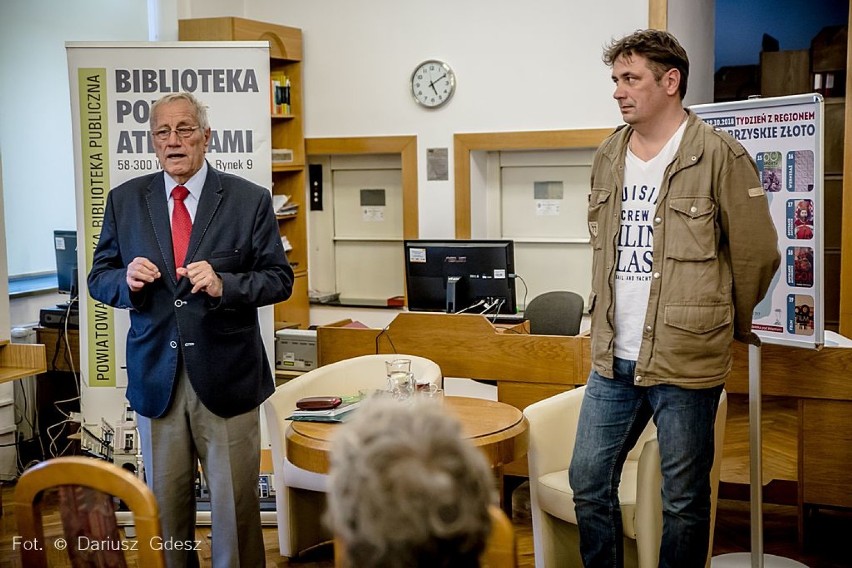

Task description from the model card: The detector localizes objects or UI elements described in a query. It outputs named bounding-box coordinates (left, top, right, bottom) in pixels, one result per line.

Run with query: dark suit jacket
left=87, top=165, right=294, bottom=418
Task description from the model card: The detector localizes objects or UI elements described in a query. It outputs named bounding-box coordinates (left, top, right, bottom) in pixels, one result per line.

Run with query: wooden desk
left=0, top=339, right=46, bottom=385
left=285, top=396, right=529, bottom=476
left=318, top=312, right=582, bottom=479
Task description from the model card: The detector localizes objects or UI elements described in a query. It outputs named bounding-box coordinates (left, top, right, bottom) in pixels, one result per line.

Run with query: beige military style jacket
left=587, top=110, right=781, bottom=389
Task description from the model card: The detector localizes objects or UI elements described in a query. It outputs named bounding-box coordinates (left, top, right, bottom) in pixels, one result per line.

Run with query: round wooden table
left=285, top=396, right=529, bottom=475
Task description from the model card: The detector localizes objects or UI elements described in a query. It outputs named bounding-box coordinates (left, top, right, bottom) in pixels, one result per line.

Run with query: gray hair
left=149, top=92, right=210, bottom=130
left=326, top=397, right=496, bottom=568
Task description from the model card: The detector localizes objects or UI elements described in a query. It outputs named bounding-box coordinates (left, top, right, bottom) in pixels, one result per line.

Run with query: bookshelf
left=178, top=16, right=310, bottom=328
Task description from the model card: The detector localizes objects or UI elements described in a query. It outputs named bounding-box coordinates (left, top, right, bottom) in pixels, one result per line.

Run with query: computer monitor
left=54, top=230, right=78, bottom=300
left=404, top=239, right=517, bottom=315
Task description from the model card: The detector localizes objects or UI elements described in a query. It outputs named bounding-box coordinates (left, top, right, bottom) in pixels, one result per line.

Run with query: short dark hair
left=603, top=29, right=689, bottom=99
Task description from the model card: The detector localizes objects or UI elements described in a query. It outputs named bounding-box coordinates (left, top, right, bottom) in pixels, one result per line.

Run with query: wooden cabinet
left=801, top=399, right=852, bottom=509
left=178, top=17, right=310, bottom=328
left=35, top=327, right=79, bottom=373
left=823, top=98, right=845, bottom=331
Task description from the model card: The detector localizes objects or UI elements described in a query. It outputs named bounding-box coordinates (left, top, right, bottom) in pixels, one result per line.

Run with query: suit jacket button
left=170, top=341, right=177, bottom=349
left=174, top=299, right=184, bottom=307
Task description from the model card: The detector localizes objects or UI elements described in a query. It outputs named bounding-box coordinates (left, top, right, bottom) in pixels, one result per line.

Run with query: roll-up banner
left=67, top=42, right=271, bottom=429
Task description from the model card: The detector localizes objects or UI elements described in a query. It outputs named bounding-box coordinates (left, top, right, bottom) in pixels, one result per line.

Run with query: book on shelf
left=272, top=194, right=298, bottom=216
left=277, top=204, right=299, bottom=217
left=272, top=148, right=294, bottom=164
left=272, top=193, right=290, bottom=211
left=272, top=148, right=300, bottom=164
left=270, top=70, right=290, bottom=116
left=287, top=397, right=361, bottom=422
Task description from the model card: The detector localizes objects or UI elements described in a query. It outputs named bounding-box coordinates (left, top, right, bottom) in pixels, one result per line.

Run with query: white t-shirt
left=613, top=121, right=687, bottom=360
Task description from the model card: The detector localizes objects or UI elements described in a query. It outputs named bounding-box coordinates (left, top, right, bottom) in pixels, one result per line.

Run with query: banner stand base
left=712, top=552, right=808, bottom=567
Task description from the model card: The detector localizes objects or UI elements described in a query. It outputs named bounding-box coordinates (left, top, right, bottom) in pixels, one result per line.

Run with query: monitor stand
left=445, top=276, right=461, bottom=313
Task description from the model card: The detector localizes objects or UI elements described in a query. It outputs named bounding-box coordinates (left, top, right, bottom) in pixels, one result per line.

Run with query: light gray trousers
left=137, top=366, right=264, bottom=568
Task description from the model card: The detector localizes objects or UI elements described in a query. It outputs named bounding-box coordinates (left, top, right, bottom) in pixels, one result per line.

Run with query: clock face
left=411, top=60, right=455, bottom=108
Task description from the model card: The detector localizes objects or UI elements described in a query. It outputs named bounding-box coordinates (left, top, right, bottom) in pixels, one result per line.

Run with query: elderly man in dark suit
left=88, top=92, right=293, bottom=568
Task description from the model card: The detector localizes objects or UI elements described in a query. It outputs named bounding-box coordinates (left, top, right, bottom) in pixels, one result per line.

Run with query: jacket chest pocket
left=209, top=248, right=244, bottom=272
left=666, top=196, right=717, bottom=261
left=588, top=187, right=612, bottom=250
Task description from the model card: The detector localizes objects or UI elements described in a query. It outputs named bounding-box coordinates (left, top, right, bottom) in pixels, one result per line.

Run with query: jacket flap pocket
left=664, top=303, right=731, bottom=334
left=669, top=196, right=715, bottom=219
left=590, top=187, right=611, bottom=205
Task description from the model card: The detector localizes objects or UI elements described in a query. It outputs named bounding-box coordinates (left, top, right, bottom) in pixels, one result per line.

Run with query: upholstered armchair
left=523, top=386, right=727, bottom=568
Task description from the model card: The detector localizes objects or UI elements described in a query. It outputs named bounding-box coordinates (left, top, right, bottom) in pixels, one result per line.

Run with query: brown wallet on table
left=295, top=396, right=342, bottom=411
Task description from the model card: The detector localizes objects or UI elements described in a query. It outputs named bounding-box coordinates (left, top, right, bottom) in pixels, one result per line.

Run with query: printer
left=275, top=328, right=317, bottom=371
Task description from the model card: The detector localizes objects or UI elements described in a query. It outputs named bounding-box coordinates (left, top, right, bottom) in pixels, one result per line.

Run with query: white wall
left=181, top=0, right=650, bottom=238
left=0, top=0, right=149, bottom=277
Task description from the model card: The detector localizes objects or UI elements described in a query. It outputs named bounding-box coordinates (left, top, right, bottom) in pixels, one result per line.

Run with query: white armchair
left=523, top=386, right=727, bottom=568
left=263, top=354, right=443, bottom=558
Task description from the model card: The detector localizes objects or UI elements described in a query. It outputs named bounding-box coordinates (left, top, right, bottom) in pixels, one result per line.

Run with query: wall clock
left=411, top=60, right=455, bottom=108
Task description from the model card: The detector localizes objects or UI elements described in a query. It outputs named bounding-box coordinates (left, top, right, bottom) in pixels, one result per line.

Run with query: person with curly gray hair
left=326, top=397, right=497, bottom=568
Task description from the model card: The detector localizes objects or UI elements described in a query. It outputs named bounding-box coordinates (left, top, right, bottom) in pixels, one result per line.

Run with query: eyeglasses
left=151, top=126, right=199, bottom=141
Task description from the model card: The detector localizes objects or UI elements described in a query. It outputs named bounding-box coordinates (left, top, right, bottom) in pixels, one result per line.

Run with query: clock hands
left=426, top=69, right=439, bottom=95
left=428, top=73, right=447, bottom=95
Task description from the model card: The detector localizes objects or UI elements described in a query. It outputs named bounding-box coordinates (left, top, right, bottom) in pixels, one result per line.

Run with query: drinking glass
left=418, top=383, right=444, bottom=402
left=415, top=378, right=437, bottom=394
left=386, top=359, right=414, bottom=399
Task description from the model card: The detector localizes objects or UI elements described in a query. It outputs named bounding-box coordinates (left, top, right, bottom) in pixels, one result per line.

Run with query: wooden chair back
left=12, top=456, right=165, bottom=568
left=483, top=504, right=517, bottom=568
left=333, top=504, right=516, bottom=567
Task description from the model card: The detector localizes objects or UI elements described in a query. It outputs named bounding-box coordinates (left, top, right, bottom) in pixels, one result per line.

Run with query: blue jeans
left=568, top=357, right=723, bottom=568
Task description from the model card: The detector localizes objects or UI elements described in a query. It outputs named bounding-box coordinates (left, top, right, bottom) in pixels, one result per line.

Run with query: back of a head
left=327, top=397, right=496, bottom=568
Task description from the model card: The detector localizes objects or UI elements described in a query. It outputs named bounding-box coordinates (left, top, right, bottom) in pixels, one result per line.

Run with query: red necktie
left=171, top=185, right=192, bottom=273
